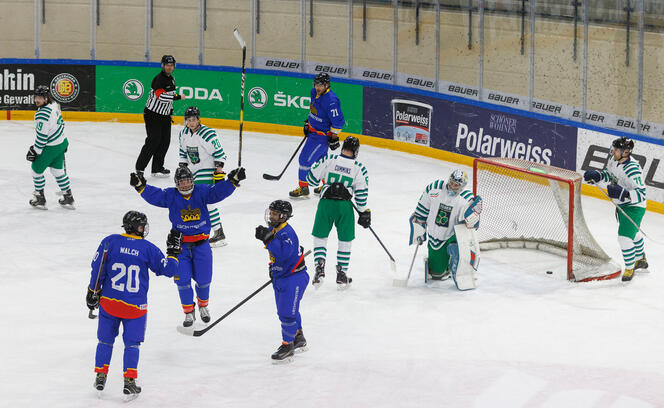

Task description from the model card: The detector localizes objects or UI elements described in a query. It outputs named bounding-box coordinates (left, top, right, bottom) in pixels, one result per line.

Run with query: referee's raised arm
left=135, top=55, right=186, bottom=178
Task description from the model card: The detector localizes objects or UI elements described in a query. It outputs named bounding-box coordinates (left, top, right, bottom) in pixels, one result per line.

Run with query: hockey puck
left=546, top=270, right=553, bottom=275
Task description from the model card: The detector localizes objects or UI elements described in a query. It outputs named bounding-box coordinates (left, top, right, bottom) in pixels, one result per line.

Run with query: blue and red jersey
left=88, top=234, right=178, bottom=319
left=307, top=88, right=345, bottom=138
left=266, top=223, right=306, bottom=280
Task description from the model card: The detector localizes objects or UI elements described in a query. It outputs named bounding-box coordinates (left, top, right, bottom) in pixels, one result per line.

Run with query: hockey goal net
left=472, top=157, right=621, bottom=282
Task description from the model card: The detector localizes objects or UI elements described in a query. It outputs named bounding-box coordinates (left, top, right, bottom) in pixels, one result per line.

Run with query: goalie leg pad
left=449, top=225, right=480, bottom=291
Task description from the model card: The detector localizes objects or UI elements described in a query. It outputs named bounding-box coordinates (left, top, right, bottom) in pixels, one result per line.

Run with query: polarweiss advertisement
left=577, top=128, right=664, bottom=203
left=363, top=87, right=577, bottom=169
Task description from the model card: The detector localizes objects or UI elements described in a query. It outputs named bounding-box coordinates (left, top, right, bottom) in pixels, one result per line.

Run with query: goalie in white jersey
left=26, top=85, right=75, bottom=210
left=178, top=107, right=228, bottom=246
left=306, top=136, right=371, bottom=289
left=583, top=137, right=647, bottom=282
left=409, top=170, right=482, bottom=285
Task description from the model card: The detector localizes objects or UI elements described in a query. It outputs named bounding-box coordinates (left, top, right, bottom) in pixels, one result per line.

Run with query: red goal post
left=472, top=157, right=621, bottom=282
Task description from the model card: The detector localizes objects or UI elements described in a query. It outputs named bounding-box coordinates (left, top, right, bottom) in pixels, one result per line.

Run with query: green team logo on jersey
left=249, top=87, right=268, bottom=109
left=123, top=79, right=144, bottom=101
left=187, top=146, right=201, bottom=164
left=435, top=203, right=453, bottom=227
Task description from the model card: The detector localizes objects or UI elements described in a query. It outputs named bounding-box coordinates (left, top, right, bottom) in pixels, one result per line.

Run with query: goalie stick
left=262, top=135, right=308, bottom=180
left=393, top=242, right=421, bottom=287
left=177, top=250, right=312, bottom=337
left=88, top=243, right=109, bottom=319
left=233, top=28, right=247, bottom=167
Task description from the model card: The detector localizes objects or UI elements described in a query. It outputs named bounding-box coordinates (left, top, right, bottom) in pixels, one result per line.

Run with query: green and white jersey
left=599, top=157, right=646, bottom=208
left=413, top=180, right=474, bottom=249
left=33, top=102, right=65, bottom=154
left=178, top=124, right=227, bottom=183
left=307, top=153, right=369, bottom=211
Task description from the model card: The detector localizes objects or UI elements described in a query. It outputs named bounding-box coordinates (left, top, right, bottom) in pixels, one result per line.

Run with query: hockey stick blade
left=262, top=173, right=282, bottom=181
left=233, top=28, right=246, bottom=49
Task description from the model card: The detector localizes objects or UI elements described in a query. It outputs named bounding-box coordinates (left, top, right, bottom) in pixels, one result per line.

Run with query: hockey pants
left=95, top=307, right=146, bottom=378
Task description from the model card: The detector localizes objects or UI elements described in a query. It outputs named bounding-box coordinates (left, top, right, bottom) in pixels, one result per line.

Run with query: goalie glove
left=408, top=213, right=426, bottom=245
left=86, top=287, right=101, bottom=310
left=26, top=146, right=39, bottom=162
left=463, top=195, right=482, bottom=229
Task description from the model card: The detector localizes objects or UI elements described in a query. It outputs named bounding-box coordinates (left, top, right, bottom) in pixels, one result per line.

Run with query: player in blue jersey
left=130, top=165, right=246, bottom=326
left=86, top=211, right=182, bottom=400
left=289, top=73, right=345, bottom=198
left=255, top=200, right=309, bottom=362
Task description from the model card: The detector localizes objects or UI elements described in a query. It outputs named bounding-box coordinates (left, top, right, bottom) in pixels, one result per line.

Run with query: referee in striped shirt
left=135, top=55, right=186, bottom=177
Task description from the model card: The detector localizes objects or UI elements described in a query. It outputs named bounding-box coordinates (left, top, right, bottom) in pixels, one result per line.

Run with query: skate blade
left=336, top=282, right=351, bottom=291
left=271, top=356, right=294, bottom=365
left=288, top=195, right=311, bottom=200
left=636, top=268, right=650, bottom=274
left=30, top=204, right=47, bottom=210
left=312, top=279, right=324, bottom=290
left=123, top=393, right=140, bottom=402
left=294, top=346, right=308, bottom=354
left=96, top=390, right=103, bottom=399
left=210, top=240, right=228, bottom=248
left=59, top=204, right=76, bottom=210
left=151, top=173, right=170, bottom=178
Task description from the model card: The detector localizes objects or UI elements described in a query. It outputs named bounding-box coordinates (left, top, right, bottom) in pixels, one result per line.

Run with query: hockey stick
left=262, top=135, right=308, bottom=180
left=393, top=242, right=420, bottom=287
left=595, top=185, right=661, bottom=244
left=177, top=250, right=312, bottom=337
left=351, top=202, right=398, bottom=276
left=88, top=243, right=109, bottom=319
left=233, top=28, right=247, bottom=167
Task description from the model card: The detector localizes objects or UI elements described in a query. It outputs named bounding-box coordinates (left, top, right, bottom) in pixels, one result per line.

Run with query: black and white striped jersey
left=144, top=70, right=182, bottom=116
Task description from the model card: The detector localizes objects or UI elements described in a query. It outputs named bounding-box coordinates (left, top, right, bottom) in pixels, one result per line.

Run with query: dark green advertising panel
left=95, top=65, right=362, bottom=134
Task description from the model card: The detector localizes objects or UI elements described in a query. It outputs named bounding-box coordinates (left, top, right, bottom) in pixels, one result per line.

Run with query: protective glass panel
left=305, top=0, right=349, bottom=75
left=40, top=0, right=91, bottom=59
left=203, top=0, right=251, bottom=67
left=255, top=0, right=302, bottom=68
left=439, top=0, right=480, bottom=94
left=396, top=1, right=437, bottom=90
left=642, top=1, right=664, bottom=135
left=352, top=0, right=394, bottom=76
left=587, top=0, right=639, bottom=127
left=482, top=0, right=530, bottom=108
left=0, top=1, right=34, bottom=58
left=533, top=0, right=584, bottom=116
left=150, top=0, right=199, bottom=64
left=96, top=0, right=145, bottom=61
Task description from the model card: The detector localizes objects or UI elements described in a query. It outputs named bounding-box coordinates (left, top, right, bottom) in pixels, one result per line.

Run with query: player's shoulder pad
left=459, top=190, right=474, bottom=200
left=425, top=179, right=446, bottom=194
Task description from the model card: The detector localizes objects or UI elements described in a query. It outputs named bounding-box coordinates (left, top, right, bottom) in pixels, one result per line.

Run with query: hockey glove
left=607, top=183, right=630, bottom=201
left=130, top=172, right=147, bottom=192
left=166, top=230, right=183, bottom=257
left=227, top=167, right=246, bottom=187
left=255, top=225, right=275, bottom=245
left=358, top=209, right=371, bottom=229
left=583, top=170, right=601, bottom=184
left=327, top=131, right=340, bottom=150
left=26, top=146, right=39, bottom=162
left=86, top=287, right=101, bottom=310
left=303, top=121, right=310, bottom=137
left=213, top=162, right=226, bottom=184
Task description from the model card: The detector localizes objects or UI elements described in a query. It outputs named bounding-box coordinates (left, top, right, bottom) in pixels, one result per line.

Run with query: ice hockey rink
left=1, top=120, right=663, bottom=407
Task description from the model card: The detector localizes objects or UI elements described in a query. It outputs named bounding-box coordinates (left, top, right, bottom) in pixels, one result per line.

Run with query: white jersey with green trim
left=178, top=124, right=227, bottom=183
left=412, top=179, right=475, bottom=249
left=306, top=153, right=369, bottom=211
left=599, top=157, right=646, bottom=208
left=33, top=102, right=65, bottom=154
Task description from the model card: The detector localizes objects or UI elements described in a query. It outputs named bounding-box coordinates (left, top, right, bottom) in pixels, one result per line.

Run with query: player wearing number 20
left=86, top=211, right=181, bottom=398
left=409, top=170, right=482, bottom=286
left=306, top=136, right=370, bottom=289
left=289, top=73, right=345, bottom=198
left=583, top=137, right=647, bottom=282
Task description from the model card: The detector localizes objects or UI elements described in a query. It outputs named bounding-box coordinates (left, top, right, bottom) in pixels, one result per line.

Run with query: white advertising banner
left=577, top=128, right=664, bottom=203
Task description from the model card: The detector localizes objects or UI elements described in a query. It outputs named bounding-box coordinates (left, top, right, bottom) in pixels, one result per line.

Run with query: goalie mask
left=265, top=200, right=293, bottom=228
left=446, top=170, right=468, bottom=196
left=122, top=210, right=149, bottom=237
left=174, top=166, right=194, bottom=196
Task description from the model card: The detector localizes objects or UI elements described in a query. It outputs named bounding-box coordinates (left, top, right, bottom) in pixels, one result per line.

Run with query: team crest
left=187, top=146, right=201, bottom=164
left=181, top=205, right=201, bottom=222
left=435, top=203, right=453, bottom=227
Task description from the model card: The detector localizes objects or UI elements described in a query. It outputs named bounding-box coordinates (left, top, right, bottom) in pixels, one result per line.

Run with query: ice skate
left=293, top=330, right=308, bottom=353
left=183, top=311, right=195, bottom=327
left=29, top=190, right=47, bottom=210
left=271, top=342, right=295, bottom=364
left=312, top=259, right=325, bottom=289
left=122, top=377, right=141, bottom=401
left=58, top=189, right=75, bottom=209
left=336, top=265, right=352, bottom=290
left=288, top=185, right=309, bottom=199
left=428, top=269, right=451, bottom=281
left=151, top=168, right=171, bottom=178
left=94, top=372, right=107, bottom=393
left=209, top=226, right=227, bottom=248
left=199, top=306, right=211, bottom=323
left=635, top=256, right=649, bottom=272
left=622, top=268, right=635, bottom=282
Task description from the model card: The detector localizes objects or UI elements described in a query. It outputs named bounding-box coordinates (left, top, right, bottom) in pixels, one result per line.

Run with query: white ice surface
left=1, top=121, right=663, bottom=407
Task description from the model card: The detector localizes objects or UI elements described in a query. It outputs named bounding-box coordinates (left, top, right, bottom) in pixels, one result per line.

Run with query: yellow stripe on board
left=2, top=110, right=662, bottom=214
